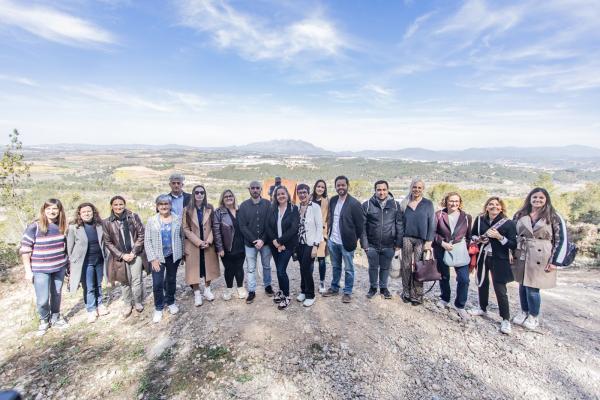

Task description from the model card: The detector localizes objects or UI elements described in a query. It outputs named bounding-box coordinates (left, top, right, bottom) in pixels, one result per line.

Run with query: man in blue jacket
left=322, top=176, right=365, bottom=303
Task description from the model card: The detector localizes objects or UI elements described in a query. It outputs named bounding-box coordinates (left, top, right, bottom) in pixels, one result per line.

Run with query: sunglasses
left=250, top=186, right=261, bottom=190
left=224, top=195, right=234, bottom=199
left=195, top=190, right=205, bottom=195
left=158, top=203, right=170, bottom=206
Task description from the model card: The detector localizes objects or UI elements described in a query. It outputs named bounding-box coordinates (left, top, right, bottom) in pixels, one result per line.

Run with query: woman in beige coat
left=183, top=184, right=220, bottom=306
left=512, top=187, right=568, bottom=331
left=311, top=179, right=329, bottom=293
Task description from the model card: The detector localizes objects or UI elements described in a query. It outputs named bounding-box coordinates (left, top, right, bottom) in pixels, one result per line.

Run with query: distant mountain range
left=25, top=140, right=600, bottom=168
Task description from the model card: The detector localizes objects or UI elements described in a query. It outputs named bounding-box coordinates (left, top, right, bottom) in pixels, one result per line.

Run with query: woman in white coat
left=295, top=183, right=324, bottom=307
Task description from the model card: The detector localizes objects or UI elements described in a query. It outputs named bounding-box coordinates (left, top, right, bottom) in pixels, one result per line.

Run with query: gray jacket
left=144, top=214, right=184, bottom=263
left=66, top=223, right=108, bottom=293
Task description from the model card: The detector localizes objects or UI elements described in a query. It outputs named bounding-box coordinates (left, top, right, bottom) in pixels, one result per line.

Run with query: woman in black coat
left=470, top=196, right=517, bottom=335
left=266, top=186, right=299, bottom=310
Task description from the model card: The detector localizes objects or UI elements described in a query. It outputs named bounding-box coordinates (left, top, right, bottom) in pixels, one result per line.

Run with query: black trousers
left=222, top=253, right=245, bottom=288
left=477, top=257, right=510, bottom=320
left=298, top=244, right=315, bottom=299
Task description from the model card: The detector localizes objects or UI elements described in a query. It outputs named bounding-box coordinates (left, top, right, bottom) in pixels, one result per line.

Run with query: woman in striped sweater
left=21, top=199, right=69, bottom=336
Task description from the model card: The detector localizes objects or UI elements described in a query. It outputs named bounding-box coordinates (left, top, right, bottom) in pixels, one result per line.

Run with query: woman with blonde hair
left=183, top=184, right=221, bottom=306
left=432, top=192, right=472, bottom=319
left=470, top=196, right=517, bottom=335
left=399, top=178, right=435, bottom=305
left=21, top=199, right=69, bottom=335
left=213, top=189, right=248, bottom=300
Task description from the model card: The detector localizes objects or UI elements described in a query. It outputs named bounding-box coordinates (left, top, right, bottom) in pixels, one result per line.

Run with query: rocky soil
left=0, top=257, right=599, bottom=400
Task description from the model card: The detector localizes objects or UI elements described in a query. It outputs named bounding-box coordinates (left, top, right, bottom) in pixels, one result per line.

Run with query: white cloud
left=0, top=74, right=37, bottom=86
left=0, top=0, right=116, bottom=46
left=64, top=85, right=173, bottom=112
left=403, top=11, right=433, bottom=41
left=175, top=0, right=349, bottom=62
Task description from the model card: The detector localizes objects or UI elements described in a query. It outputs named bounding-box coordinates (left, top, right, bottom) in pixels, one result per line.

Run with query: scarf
left=115, top=211, right=133, bottom=253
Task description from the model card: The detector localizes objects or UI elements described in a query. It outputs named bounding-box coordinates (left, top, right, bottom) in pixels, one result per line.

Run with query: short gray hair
left=155, top=194, right=172, bottom=205
left=169, top=173, right=185, bottom=182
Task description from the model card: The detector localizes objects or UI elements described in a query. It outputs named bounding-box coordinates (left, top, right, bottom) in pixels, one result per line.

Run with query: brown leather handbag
left=414, top=251, right=441, bottom=282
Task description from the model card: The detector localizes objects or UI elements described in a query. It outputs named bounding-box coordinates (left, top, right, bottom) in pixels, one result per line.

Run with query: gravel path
left=0, top=258, right=599, bottom=400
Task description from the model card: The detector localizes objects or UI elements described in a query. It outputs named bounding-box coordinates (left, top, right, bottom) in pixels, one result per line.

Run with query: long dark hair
left=514, top=187, right=557, bottom=223
left=73, top=202, right=102, bottom=227
left=109, top=195, right=127, bottom=218
left=38, top=198, right=67, bottom=234
left=186, top=184, right=213, bottom=224
left=311, top=179, right=328, bottom=201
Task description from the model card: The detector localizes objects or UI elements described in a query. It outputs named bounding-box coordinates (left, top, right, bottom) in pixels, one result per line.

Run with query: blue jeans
left=366, top=247, right=394, bottom=289
left=81, top=262, right=104, bottom=312
left=152, top=255, right=180, bottom=311
left=33, top=267, right=66, bottom=321
left=317, top=257, right=326, bottom=282
left=244, top=245, right=272, bottom=292
left=519, top=285, right=541, bottom=317
left=438, top=260, right=470, bottom=309
left=328, top=241, right=355, bottom=295
left=272, top=248, right=293, bottom=297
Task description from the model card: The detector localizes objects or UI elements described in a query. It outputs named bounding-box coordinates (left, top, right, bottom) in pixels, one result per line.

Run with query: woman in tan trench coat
left=311, top=179, right=329, bottom=294
left=183, top=184, right=221, bottom=307
left=511, top=187, right=569, bottom=331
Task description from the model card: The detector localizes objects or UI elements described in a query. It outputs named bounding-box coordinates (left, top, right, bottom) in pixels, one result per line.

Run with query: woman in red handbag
left=432, top=192, right=472, bottom=319
left=469, top=197, right=517, bottom=335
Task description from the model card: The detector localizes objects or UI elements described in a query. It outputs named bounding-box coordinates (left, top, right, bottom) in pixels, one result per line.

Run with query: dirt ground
left=0, top=257, right=598, bottom=400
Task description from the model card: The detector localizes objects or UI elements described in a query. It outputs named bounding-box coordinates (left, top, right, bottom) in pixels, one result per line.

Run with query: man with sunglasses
left=238, top=180, right=274, bottom=303
left=166, top=173, right=191, bottom=220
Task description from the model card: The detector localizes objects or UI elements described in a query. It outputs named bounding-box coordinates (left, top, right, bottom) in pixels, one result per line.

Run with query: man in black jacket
left=360, top=180, right=403, bottom=299
left=322, top=176, right=365, bottom=303
left=237, top=180, right=274, bottom=303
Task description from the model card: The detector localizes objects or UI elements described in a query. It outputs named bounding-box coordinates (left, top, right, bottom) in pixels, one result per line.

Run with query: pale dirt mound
left=0, top=260, right=599, bottom=400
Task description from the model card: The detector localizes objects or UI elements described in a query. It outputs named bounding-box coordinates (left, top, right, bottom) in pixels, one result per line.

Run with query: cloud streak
left=0, top=0, right=116, bottom=46
left=175, top=0, right=350, bottom=62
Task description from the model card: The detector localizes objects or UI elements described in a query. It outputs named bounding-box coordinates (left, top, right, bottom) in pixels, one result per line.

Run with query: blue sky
left=0, top=0, right=599, bottom=150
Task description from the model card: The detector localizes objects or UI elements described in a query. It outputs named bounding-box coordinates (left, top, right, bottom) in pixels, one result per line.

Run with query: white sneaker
left=303, top=298, right=316, bottom=307
left=37, top=320, right=50, bottom=336
left=296, top=293, right=306, bottom=302
left=87, top=311, right=97, bottom=324
left=523, top=315, right=539, bottom=330
left=168, top=304, right=179, bottom=315
left=194, top=290, right=203, bottom=307
left=456, top=308, right=470, bottom=320
left=318, top=282, right=326, bottom=294
left=500, top=319, right=512, bottom=335
left=153, top=310, right=163, bottom=323
left=236, top=287, right=248, bottom=299
left=204, top=286, right=215, bottom=301
left=469, top=307, right=488, bottom=317
left=436, top=299, right=450, bottom=309
left=513, top=311, right=528, bottom=326
left=223, top=288, right=233, bottom=301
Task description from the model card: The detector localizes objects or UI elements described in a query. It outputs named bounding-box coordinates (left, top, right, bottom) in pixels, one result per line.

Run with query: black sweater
left=265, top=203, right=300, bottom=250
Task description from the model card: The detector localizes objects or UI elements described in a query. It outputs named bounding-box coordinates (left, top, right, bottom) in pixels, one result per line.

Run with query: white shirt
left=448, top=211, right=459, bottom=234
left=330, top=198, right=345, bottom=245
left=277, top=208, right=285, bottom=238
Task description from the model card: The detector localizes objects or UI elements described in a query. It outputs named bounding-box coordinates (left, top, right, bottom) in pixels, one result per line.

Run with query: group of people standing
left=20, top=173, right=569, bottom=337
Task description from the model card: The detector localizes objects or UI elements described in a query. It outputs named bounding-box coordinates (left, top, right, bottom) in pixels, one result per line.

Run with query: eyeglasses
left=195, top=190, right=205, bottom=195
left=158, top=203, right=170, bottom=206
